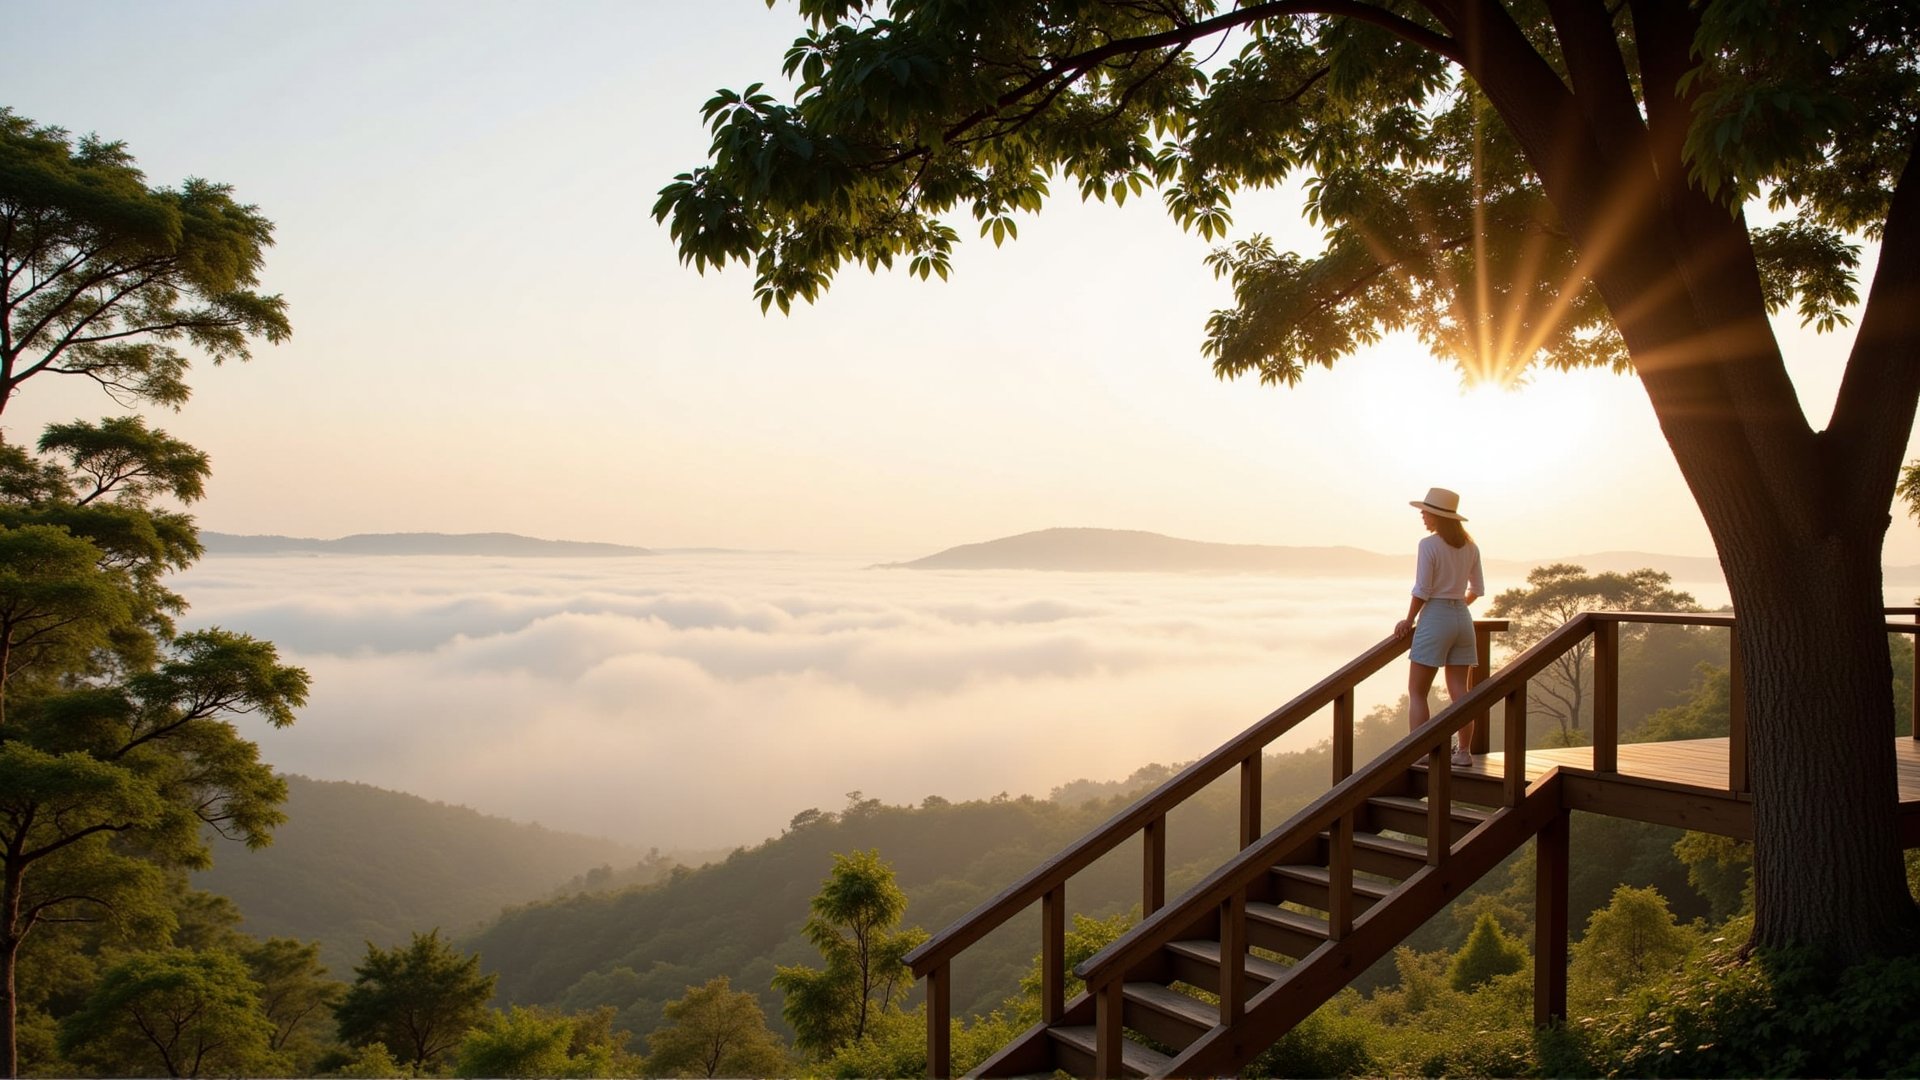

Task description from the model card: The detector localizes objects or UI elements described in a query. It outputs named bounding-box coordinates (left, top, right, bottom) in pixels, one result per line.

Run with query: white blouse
left=1412, top=534, right=1485, bottom=601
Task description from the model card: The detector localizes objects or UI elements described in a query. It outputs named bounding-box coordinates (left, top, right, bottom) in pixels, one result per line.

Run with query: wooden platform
left=1443, top=736, right=1920, bottom=843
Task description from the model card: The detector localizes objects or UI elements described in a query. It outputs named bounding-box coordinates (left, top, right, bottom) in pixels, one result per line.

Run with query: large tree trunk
left=1447, top=0, right=1920, bottom=961
left=1725, top=521, right=1919, bottom=957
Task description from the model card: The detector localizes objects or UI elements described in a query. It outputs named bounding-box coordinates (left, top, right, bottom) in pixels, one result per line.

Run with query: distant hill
left=193, top=776, right=654, bottom=974
left=200, top=531, right=654, bottom=557
left=889, top=527, right=1920, bottom=587
left=886, top=527, right=1407, bottom=575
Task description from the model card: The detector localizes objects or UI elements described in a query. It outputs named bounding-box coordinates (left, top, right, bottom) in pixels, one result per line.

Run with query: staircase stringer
left=1165, top=772, right=1568, bottom=1077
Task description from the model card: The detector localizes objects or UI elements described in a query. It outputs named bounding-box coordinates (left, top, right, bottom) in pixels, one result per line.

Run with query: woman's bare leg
left=1444, top=663, right=1473, bottom=753
left=1408, top=662, right=1439, bottom=731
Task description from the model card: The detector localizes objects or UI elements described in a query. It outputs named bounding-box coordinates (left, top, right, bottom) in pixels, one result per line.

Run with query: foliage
left=1673, top=831, right=1753, bottom=922
left=1580, top=921, right=1920, bottom=1078
left=333, top=929, right=497, bottom=1073
left=1488, top=565, right=1701, bottom=737
left=57, top=948, right=279, bottom=1078
left=241, top=937, right=344, bottom=1066
left=0, top=108, right=289, bottom=415
left=1568, top=885, right=1699, bottom=1011
left=1447, top=911, right=1527, bottom=991
left=0, top=423, right=307, bottom=1078
left=645, top=976, right=790, bottom=1078
left=773, top=849, right=929, bottom=1058
left=454, top=1004, right=636, bottom=1079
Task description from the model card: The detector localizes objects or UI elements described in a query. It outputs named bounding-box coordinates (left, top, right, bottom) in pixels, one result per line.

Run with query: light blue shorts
left=1411, top=599, right=1477, bottom=667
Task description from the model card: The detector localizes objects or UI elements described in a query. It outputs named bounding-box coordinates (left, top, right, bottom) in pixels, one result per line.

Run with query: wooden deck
left=1446, top=736, right=1920, bottom=843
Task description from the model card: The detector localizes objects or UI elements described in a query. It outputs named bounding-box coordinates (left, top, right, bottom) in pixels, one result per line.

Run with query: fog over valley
left=175, top=546, right=1731, bottom=850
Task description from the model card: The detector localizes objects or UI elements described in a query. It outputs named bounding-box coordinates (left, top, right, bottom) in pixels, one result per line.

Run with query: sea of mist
left=175, top=552, right=1731, bottom=851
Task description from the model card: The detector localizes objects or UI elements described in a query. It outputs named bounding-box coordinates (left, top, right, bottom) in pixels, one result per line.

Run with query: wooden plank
left=926, top=962, right=951, bottom=1079
left=1333, top=690, right=1354, bottom=782
left=1241, top=755, right=1262, bottom=849
left=1143, top=815, right=1166, bottom=916
left=1560, top=774, right=1754, bottom=839
left=1043, top=884, right=1066, bottom=1022
left=1592, top=620, right=1618, bottom=773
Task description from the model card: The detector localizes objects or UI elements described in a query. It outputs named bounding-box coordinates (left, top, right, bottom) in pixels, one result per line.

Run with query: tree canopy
left=0, top=109, right=289, bottom=416
left=333, top=930, right=497, bottom=1074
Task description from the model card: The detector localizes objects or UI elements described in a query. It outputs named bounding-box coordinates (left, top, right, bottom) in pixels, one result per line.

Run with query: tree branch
left=940, top=1, right=1462, bottom=147
left=1828, top=127, right=1920, bottom=513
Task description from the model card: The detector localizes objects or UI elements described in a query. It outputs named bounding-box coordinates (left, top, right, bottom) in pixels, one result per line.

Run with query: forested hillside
left=464, top=658, right=1743, bottom=1046
left=194, top=776, right=655, bottom=973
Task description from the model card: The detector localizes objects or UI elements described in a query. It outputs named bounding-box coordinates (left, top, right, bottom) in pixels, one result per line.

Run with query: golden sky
left=5, top=0, right=1911, bottom=566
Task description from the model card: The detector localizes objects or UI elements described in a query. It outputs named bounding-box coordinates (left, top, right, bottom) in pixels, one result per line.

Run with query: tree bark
left=1723, top=519, right=1919, bottom=955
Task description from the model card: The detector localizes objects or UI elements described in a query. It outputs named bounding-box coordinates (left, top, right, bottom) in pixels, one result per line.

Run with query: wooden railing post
left=1328, top=811, right=1354, bottom=940
left=1729, top=623, right=1749, bottom=793
left=1333, top=689, right=1355, bottom=783
left=1426, top=742, right=1451, bottom=865
left=1240, top=753, right=1261, bottom=849
left=1503, top=688, right=1528, bottom=807
left=1219, top=890, right=1247, bottom=1020
left=1592, top=619, right=1619, bottom=773
left=1095, top=980, right=1123, bottom=1079
left=1535, top=808, right=1570, bottom=1027
left=925, top=962, right=951, bottom=1079
left=1472, top=621, right=1495, bottom=754
left=1042, top=884, right=1066, bottom=1023
left=1142, top=815, right=1166, bottom=916
left=1911, top=612, right=1917, bottom=739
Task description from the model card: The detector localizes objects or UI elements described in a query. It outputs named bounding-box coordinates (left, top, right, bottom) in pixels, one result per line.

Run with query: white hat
left=1410, top=487, right=1467, bottom=521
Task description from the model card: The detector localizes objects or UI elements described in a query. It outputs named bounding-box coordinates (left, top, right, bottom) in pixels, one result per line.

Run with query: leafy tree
left=0, top=426, right=305, bottom=1079
left=56, top=948, right=278, bottom=1078
left=0, top=108, right=288, bottom=418
left=1569, top=885, right=1698, bottom=1007
left=1488, top=565, right=1700, bottom=739
left=241, top=937, right=344, bottom=1068
left=454, top=1004, right=634, bottom=1079
left=663, top=0, right=1920, bottom=960
left=334, top=929, right=496, bottom=1074
left=645, top=976, right=790, bottom=1078
left=1447, top=911, right=1528, bottom=991
left=772, top=849, right=928, bottom=1057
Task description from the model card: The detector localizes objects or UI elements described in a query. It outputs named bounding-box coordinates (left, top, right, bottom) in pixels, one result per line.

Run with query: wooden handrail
left=1076, top=604, right=1920, bottom=993
left=1074, top=612, right=1598, bottom=990
left=920, top=606, right=1916, bottom=1076
left=902, top=620, right=1510, bottom=978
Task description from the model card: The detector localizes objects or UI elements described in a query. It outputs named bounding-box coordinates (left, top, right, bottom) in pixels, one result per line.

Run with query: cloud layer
left=181, top=554, right=1429, bottom=849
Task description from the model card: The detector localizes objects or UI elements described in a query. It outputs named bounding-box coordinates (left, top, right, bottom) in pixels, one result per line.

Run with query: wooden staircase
left=969, top=753, right=1560, bottom=1078
left=908, top=609, right=1917, bottom=1078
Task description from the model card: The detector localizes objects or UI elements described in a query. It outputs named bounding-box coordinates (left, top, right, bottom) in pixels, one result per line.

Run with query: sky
left=3, top=0, right=1915, bottom=565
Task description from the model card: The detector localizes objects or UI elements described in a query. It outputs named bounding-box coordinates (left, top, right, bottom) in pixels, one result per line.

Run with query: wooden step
left=1364, top=794, right=1491, bottom=842
left=1269, top=863, right=1395, bottom=912
left=1320, top=829, right=1429, bottom=878
left=1047, top=1023, right=1174, bottom=1078
left=1121, top=981, right=1218, bottom=1049
left=1245, top=900, right=1329, bottom=958
left=1162, top=939, right=1290, bottom=996
left=1410, top=759, right=1507, bottom=807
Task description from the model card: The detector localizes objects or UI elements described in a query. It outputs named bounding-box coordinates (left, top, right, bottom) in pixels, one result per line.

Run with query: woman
left=1394, top=487, right=1485, bottom=767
